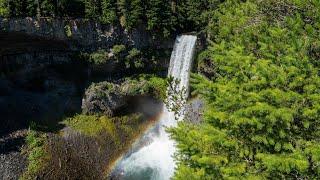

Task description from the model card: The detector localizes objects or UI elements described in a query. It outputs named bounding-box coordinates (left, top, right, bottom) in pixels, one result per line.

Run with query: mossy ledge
left=20, top=75, right=166, bottom=179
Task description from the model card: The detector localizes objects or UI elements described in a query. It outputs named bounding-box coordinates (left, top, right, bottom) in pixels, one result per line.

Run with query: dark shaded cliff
left=0, top=17, right=175, bottom=136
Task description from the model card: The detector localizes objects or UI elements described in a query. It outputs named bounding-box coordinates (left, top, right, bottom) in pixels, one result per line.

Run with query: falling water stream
left=112, top=35, right=197, bottom=180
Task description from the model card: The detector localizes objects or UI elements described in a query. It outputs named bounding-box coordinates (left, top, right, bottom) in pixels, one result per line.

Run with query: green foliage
left=64, top=24, right=72, bottom=37
left=125, top=48, right=143, bottom=68
left=122, top=75, right=167, bottom=100
left=26, top=0, right=39, bottom=17
left=147, top=76, right=168, bottom=100
left=4, top=0, right=84, bottom=17
left=21, top=130, right=49, bottom=180
left=22, top=0, right=56, bottom=17
left=63, top=113, right=146, bottom=147
left=84, top=0, right=101, bottom=19
left=171, top=0, right=320, bottom=179
left=39, top=0, right=55, bottom=17
left=57, top=0, right=85, bottom=17
left=0, top=0, right=218, bottom=37
left=82, top=46, right=170, bottom=73
left=60, top=112, right=158, bottom=177
left=117, top=0, right=143, bottom=29
left=64, top=114, right=116, bottom=136
left=145, top=0, right=176, bottom=37
left=111, top=44, right=127, bottom=63
left=8, top=0, right=25, bottom=17
left=89, top=49, right=109, bottom=65
left=100, top=0, right=117, bottom=24
left=112, top=44, right=126, bottom=55
left=175, top=0, right=220, bottom=32
left=0, top=0, right=9, bottom=17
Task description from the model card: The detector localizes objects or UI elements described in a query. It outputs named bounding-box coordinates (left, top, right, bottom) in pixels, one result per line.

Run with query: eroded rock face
left=82, top=82, right=126, bottom=116
left=81, top=79, right=163, bottom=117
left=0, top=17, right=174, bottom=51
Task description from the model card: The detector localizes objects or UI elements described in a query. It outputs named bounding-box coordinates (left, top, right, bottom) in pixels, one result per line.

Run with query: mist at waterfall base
left=112, top=35, right=197, bottom=180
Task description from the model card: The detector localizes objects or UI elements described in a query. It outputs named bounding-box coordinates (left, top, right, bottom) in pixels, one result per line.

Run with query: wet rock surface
left=185, top=98, right=204, bottom=124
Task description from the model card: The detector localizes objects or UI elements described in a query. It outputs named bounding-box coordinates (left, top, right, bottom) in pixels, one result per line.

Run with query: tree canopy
left=0, top=0, right=216, bottom=37
left=170, top=0, right=320, bottom=179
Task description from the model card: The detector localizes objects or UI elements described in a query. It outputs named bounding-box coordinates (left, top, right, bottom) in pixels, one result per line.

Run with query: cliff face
left=0, top=18, right=173, bottom=78
left=0, top=18, right=174, bottom=179
left=0, top=18, right=174, bottom=136
left=0, top=17, right=173, bottom=51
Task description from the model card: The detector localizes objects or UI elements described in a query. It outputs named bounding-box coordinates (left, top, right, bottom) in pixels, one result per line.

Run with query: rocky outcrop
left=185, top=98, right=204, bottom=124
left=0, top=17, right=172, bottom=135
left=0, top=17, right=173, bottom=179
left=82, top=79, right=164, bottom=117
left=82, top=82, right=126, bottom=116
left=0, top=17, right=174, bottom=51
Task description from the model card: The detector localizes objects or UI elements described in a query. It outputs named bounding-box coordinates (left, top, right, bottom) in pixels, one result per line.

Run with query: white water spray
left=114, top=35, right=197, bottom=180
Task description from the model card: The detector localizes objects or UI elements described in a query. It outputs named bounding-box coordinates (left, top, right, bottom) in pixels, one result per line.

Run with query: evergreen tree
left=117, top=0, right=143, bottom=29
left=184, top=0, right=215, bottom=30
left=146, top=0, right=176, bottom=37
left=1, top=0, right=212, bottom=37
left=84, top=0, right=101, bottom=19
left=9, top=0, right=26, bottom=17
left=40, top=0, right=55, bottom=17
left=127, top=0, right=143, bottom=28
left=25, top=0, right=38, bottom=17
left=100, top=0, right=117, bottom=24
left=60, top=0, right=85, bottom=17
left=0, top=0, right=9, bottom=17
left=170, top=0, right=320, bottom=179
left=116, top=0, right=127, bottom=27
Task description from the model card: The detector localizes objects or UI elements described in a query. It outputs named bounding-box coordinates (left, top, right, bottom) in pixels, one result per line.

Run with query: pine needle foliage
left=170, top=0, right=320, bottom=179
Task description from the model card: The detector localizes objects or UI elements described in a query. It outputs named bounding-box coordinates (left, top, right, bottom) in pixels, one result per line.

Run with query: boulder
left=81, top=78, right=165, bottom=117
left=81, top=82, right=126, bottom=117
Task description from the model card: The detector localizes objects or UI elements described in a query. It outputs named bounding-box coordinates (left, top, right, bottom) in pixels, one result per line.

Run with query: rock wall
left=0, top=17, right=173, bottom=135
left=0, top=17, right=174, bottom=51
left=0, top=17, right=174, bottom=179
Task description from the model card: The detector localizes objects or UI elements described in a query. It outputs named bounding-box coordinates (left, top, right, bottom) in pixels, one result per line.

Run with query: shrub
left=64, top=115, right=115, bottom=137
left=0, top=0, right=9, bottom=17
left=112, top=44, right=126, bottom=56
left=125, top=48, right=143, bottom=69
left=64, top=24, right=72, bottom=37
left=122, top=75, right=167, bottom=100
left=21, top=130, right=49, bottom=180
left=89, top=49, right=109, bottom=65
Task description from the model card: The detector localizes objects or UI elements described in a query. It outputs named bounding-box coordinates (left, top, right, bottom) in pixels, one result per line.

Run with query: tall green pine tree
left=101, top=0, right=117, bottom=24
left=170, top=0, right=320, bottom=179
left=85, top=0, right=101, bottom=19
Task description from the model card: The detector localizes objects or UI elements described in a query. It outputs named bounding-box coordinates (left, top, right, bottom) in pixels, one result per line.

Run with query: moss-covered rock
left=82, top=82, right=126, bottom=117
left=82, top=75, right=167, bottom=117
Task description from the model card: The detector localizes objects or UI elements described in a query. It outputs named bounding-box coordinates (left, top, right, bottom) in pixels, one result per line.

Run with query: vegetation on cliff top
left=170, top=0, right=320, bottom=179
left=0, top=0, right=218, bottom=36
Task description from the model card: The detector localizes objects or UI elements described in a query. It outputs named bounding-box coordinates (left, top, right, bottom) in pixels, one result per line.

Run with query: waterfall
left=113, top=35, right=197, bottom=180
